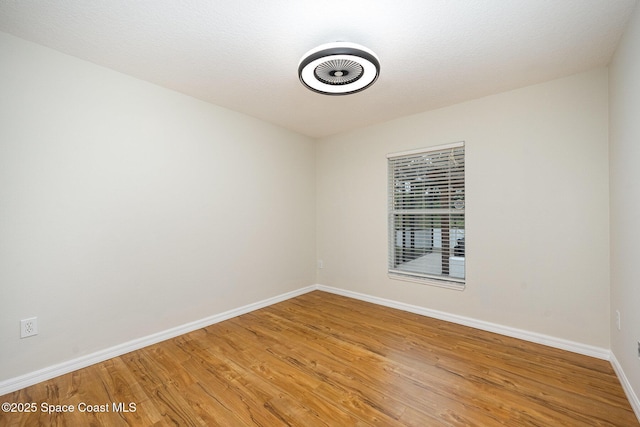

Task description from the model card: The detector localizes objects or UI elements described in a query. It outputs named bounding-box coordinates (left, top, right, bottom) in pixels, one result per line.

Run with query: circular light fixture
left=298, top=42, right=380, bottom=95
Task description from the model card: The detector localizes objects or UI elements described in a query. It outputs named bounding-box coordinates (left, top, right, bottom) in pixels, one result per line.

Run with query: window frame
left=387, top=142, right=466, bottom=290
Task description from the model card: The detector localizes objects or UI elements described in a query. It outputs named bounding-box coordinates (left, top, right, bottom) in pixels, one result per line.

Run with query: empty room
left=1, top=1, right=640, bottom=425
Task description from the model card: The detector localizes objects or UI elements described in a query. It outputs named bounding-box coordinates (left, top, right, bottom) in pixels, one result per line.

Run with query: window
left=388, top=142, right=465, bottom=289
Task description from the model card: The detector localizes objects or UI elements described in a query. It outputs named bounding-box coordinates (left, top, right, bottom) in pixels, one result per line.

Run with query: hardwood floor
left=1, top=291, right=637, bottom=426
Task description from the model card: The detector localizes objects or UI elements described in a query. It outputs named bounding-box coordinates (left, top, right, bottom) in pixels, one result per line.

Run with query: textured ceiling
left=0, top=0, right=637, bottom=138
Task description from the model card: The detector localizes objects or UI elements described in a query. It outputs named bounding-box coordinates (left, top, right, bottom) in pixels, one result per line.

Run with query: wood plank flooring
left=1, top=291, right=637, bottom=426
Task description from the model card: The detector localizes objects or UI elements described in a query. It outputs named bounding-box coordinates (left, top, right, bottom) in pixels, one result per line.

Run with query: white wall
left=316, top=68, right=610, bottom=348
left=0, top=32, right=316, bottom=381
left=609, top=1, right=640, bottom=408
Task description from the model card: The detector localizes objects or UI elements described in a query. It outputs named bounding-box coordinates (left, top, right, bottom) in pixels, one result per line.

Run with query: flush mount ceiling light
left=298, top=42, right=380, bottom=95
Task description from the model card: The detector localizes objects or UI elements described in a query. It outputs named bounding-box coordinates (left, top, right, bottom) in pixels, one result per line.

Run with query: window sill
left=388, top=273, right=465, bottom=291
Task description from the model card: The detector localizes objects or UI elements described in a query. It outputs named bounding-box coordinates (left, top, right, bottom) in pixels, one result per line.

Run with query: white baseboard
left=610, top=352, right=640, bottom=421
left=0, top=285, right=316, bottom=396
left=315, top=284, right=611, bottom=360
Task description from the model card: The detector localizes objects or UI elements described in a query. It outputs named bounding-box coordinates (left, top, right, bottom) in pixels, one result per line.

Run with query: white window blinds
left=388, top=142, right=465, bottom=287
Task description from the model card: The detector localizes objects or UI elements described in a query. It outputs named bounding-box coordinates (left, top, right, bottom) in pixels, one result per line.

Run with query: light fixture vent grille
left=314, top=59, right=363, bottom=86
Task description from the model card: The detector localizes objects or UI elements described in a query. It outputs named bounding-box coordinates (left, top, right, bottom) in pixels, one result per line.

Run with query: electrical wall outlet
left=20, top=317, right=38, bottom=338
left=616, top=310, right=621, bottom=331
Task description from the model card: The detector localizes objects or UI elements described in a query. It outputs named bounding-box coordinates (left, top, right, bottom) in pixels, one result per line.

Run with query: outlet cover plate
left=20, top=317, right=38, bottom=338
